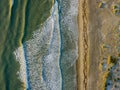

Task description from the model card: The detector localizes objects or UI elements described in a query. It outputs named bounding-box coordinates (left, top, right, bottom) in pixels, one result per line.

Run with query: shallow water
left=1, top=0, right=78, bottom=90
left=0, top=0, right=53, bottom=90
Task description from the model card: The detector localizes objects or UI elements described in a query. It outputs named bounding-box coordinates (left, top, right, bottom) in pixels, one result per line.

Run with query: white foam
left=59, top=0, right=78, bottom=68
left=14, top=45, right=27, bottom=89
left=58, top=0, right=78, bottom=89
left=14, top=1, right=62, bottom=90
left=14, top=0, right=79, bottom=89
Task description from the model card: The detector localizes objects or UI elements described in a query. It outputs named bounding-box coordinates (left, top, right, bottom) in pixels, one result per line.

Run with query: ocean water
left=0, top=0, right=53, bottom=90
left=0, top=0, right=78, bottom=90
left=58, top=0, right=78, bottom=89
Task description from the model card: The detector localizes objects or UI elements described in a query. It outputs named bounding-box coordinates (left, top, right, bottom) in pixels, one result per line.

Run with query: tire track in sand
left=77, top=0, right=89, bottom=90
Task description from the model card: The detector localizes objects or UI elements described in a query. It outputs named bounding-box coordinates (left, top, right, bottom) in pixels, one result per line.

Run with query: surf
left=14, top=1, right=62, bottom=90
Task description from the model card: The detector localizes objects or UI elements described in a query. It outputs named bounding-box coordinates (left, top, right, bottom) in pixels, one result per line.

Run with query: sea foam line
left=57, top=0, right=79, bottom=89
left=14, top=45, right=28, bottom=89
left=14, top=1, right=62, bottom=90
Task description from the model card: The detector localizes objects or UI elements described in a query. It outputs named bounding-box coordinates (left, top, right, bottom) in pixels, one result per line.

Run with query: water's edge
left=14, top=0, right=78, bottom=89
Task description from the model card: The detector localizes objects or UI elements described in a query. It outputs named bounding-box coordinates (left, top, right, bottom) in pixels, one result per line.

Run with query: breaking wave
left=14, top=0, right=79, bottom=90
left=14, top=1, right=62, bottom=90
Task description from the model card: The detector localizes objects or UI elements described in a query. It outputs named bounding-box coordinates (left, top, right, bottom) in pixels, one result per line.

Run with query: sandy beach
left=77, top=0, right=101, bottom=90
left=1, top=0, right=120, bottom=89
left=77, top=0, right=89, bottom=90
left=77, top=0, right=100, bottom=90
left=77, top=0, right=120, bottom=90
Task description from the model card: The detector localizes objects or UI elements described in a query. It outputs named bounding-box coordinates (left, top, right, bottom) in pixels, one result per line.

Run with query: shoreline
left=77, top=0, right=89, bottom=90
left=14, top=46, right=28, bottom=90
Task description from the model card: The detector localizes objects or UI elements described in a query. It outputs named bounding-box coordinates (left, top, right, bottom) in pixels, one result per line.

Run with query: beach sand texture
left=77, top=0, right=120, bottom=90
left=1, top=0, right=120, bottom=90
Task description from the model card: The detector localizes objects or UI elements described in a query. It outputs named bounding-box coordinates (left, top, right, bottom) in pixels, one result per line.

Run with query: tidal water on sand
left=0, top=0, right=78, bottom=90
left=15, top=1, right=62, bottom=89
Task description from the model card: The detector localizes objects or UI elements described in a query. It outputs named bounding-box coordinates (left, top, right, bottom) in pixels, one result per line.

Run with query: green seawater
left=0, top=0, right=78, bottom=90
left=0, top=0, right=53, bottom=90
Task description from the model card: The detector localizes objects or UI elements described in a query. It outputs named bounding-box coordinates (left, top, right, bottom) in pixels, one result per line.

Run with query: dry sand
left=87, top=0, right=101, bottom=90
left=77, top=0, right=120, bottom=90
left=77, top=0, right=103, bottom=90
left=77, top=0, right=89, bottom=90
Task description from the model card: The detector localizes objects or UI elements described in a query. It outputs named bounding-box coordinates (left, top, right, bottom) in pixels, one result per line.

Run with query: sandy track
left=77, top=0, right=120, bottom=90
left=77, top=0, right=89, bottom=90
